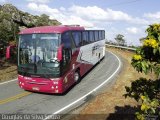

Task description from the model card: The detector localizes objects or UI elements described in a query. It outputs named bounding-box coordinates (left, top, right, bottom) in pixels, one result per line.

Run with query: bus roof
left=19, top=25, right=85, bottom=34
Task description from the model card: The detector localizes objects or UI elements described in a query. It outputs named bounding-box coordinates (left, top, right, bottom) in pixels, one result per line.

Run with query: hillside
left=0, top=4, right=61, bottom=42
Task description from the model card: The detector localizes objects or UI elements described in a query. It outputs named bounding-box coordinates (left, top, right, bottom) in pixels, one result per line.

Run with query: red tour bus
left=8, top=25, right=105, bottom=93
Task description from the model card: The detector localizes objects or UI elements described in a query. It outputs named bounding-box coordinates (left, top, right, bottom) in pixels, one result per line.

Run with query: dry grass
left=70, top=48, right=155, bottom=120
left=0, top=63, right=17, bottom=82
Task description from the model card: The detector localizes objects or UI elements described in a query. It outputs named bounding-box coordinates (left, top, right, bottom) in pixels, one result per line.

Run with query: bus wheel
left=74, top=70, right=81, bottom=83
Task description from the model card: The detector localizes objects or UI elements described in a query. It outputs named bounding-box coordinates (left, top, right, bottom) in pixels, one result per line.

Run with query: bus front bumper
left=18, top=75, right=64, bottom=94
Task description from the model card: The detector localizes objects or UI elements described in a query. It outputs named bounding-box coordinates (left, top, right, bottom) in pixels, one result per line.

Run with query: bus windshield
left=18, top=33, right=61, bottom=78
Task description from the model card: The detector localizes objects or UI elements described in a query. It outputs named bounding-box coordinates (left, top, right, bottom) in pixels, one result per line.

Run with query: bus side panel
left=77, top=40, right=105, bottom=64
left=61, top=39, right=105, bottom=93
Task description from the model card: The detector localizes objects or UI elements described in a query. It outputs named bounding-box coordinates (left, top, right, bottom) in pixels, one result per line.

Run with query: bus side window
left=72, top=31, right=81, bottom=47
left=102, top=31, right=105, bottom=39
left=89, top=31, right=95, bottom=43
left=82, top=31, right=89, bottom=45
left=99, top=31, right=102, bottom=40
left=62, top=32, right=71, bottom=48
left=95, top=31, right=99, bottom=41
left=61, top=32, right=72, bottom=68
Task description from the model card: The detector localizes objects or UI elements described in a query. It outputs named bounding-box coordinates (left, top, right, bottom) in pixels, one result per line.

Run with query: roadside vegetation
left=124, top=23, right=160, bottom=120
left=114, top=34, right=126, bottom=46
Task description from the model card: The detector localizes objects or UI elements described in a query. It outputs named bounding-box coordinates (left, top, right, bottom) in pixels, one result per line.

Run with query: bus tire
left=74, top=70, right=81, bottom=83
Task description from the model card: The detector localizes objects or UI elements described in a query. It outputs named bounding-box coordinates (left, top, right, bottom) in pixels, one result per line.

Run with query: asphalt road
left=0, top=51, right=121, bottom=119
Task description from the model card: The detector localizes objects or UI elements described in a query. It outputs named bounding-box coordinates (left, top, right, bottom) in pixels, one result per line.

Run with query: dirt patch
left=69, top=48, right=155, bottom=120
left=0, top=62, right=17, bottom=82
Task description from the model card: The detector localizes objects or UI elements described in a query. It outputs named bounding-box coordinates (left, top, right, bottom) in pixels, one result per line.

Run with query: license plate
left=32, top=87, right=40, bottom=91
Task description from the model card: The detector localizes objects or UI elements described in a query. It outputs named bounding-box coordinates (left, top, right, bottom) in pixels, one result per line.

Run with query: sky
left=0, top=0, right=160, bottom=46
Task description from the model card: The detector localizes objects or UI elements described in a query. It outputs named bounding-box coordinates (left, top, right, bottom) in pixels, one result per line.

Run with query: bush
left=125, top=23, right=160, bottom=120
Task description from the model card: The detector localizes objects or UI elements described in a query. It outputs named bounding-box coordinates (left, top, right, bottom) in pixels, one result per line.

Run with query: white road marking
left=0, top=78, right=17, bottom=85
left=44, top=51, right=122, bottom=120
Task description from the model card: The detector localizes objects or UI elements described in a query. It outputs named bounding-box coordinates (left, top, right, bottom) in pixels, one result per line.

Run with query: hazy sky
left=1, top=0, right=160, bottom=46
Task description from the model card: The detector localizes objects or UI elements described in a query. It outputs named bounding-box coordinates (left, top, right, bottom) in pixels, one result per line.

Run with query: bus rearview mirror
left=6, top=45, right=16, bottom=59
left=57, top=45, right=63, bottom=61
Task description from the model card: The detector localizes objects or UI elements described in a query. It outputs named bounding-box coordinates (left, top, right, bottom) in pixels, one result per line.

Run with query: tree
left=124, top=23, right=160, bottom=120
left=0, top=11, right=19, bottom=41
left=35, top=14, right=50, bottom=26
left=115, top=34, right=125, bottom=46
left=0, top=11, right=12, bottom=42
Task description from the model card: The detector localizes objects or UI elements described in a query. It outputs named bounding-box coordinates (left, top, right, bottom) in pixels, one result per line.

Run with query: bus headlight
left=50, top=78, right=54, bottom=81
left=51, top=86, right=54, bottom=89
